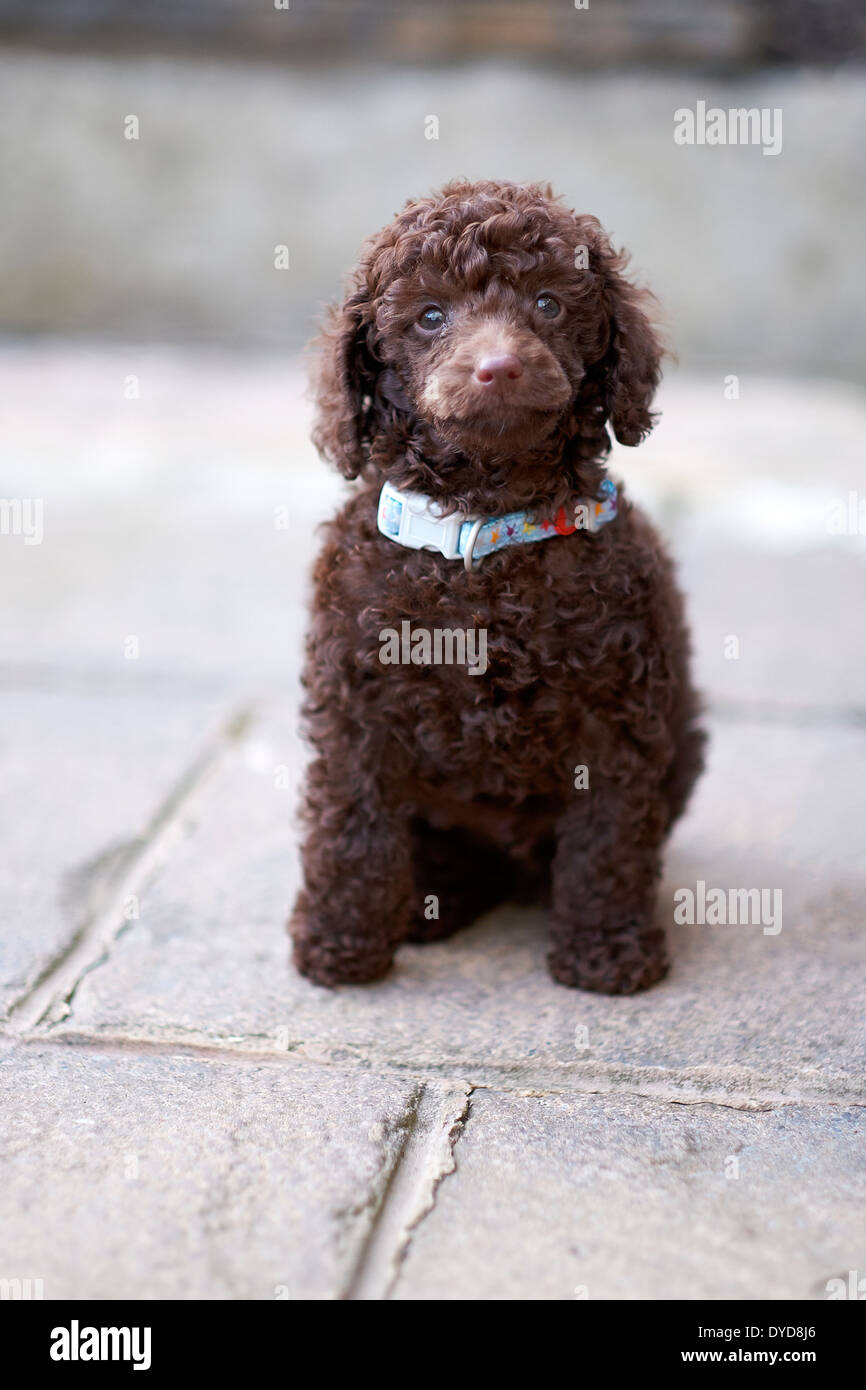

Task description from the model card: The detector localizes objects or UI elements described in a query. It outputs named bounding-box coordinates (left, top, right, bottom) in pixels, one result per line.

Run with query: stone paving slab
left=0, top=689, right=225, bottom=1019
left=1, top=348, right=863, bottom=708
left=1, top=344, right=863, bottom=1300
left=0, top=347, right=342, bottom=694
left=676, top=540, right=866, bottom=712
left=0, top=1042, right=424, bottom=1300
left=49, top=708, right=866, bottom=1104
left=392, top=1090, right=866, bottom=1301
left=614, top=373, right=866, bottom=710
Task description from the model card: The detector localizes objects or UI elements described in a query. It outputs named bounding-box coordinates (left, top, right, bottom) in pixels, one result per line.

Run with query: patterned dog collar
left=377, top=478, right=617, bottom=572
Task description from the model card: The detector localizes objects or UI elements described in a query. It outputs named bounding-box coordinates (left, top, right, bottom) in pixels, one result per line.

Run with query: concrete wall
left=1, top=49, right=864, bottom=375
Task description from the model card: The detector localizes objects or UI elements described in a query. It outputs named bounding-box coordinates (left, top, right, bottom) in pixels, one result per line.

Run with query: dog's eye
left=418, top=306, right=446, bottom=330
left=535, top=295, right=561, bottom=319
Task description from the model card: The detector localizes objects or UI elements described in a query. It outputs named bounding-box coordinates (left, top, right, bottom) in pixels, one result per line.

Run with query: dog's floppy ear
left=311, top=284, right=380, bottom=479
left=594, top=251, right=663, bottom=448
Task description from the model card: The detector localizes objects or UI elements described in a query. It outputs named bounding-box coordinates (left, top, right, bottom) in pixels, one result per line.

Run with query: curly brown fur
left=290, top=179, right=705, bottom=993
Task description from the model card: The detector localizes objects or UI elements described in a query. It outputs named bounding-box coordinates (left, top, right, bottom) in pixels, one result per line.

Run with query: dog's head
left=312, top=180, right=662, bottom=510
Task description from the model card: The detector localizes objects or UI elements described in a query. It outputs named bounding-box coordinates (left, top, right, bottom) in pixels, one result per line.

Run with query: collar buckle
left=377, top=482, right=468, bottom=560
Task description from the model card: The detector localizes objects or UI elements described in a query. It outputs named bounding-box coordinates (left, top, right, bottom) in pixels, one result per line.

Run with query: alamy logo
left=379, top=621, right=488, bottom=676
left=673, top=880, right=782, bottom=935
left=0, top=1276, right=43, bottom=1299
left=50, top=1320, right=152, bottom=1371
left=0, top=497, right=43, bottom=545
left=826, top=1271, right=866, bottom=1300
left=674, top=101, right=782, bottom=156
left=826, top=491, right=866, bottom=536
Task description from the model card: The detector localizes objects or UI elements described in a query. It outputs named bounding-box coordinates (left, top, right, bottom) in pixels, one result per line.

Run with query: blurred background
left=1, top=0, right=864, bottom=370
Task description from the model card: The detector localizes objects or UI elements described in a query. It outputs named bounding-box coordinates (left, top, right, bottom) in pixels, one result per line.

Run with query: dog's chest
left=372, top=552, right=582, bottom=682
left=361, top=543, right=611, bottom=785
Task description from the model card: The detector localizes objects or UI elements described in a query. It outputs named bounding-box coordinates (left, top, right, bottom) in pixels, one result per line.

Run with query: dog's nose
left=474, top=353, right=524, bottom=386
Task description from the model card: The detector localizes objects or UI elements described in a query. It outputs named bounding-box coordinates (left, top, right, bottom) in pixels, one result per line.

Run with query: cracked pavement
left=0, top=345, right=864, bottom=1299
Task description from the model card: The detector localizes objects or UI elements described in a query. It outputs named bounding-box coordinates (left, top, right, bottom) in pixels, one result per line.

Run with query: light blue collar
left=377, top=478, right=617, bottom=572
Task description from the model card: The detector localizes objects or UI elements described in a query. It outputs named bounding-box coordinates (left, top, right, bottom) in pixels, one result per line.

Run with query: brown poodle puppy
left=290, top=179, right=705, bottom=993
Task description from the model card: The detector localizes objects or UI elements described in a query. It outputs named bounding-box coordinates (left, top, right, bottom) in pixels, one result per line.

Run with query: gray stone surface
left=613, top=372, right=866, bottom=709
left=2, top=345, right=865, bottom=710
left=1, top=342, right=863, bottom=1300
left=0, top=345, right=341, bottom=693
left=0, top=1042, right=423, bottom=1300
left=0, top=689, right=223, bottom=1019
left=393, top=1090, right=866, bottom=1301
left=679, top=540, right=866, bottom=711
left=52, top=709, right=866, bottom=1104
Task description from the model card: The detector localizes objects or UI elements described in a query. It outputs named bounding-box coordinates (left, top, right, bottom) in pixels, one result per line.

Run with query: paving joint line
left=2, top=665, right=864, bottom=728
left=4, top=700, right=261, bottom=1032
left=342, top=1081, right=473, bottom=1300
left=4, top=1030, right=864, bottom=1114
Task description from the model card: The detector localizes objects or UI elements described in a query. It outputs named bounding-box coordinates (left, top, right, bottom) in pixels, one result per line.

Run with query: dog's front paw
left=548, top=920, right=668, bottom=995
left=290, top=907, right=395, bottom=987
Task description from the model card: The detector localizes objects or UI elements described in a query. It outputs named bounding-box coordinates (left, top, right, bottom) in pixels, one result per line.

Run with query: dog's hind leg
left=662, top=715, right=707, bottom=831
left=407, top=820, right=516, bottom=943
